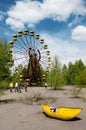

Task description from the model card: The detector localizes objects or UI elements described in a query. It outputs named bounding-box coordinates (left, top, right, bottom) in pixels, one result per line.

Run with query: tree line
left=0, top=39, right=86, bottom=90
left=47, top=55, right=86, bottom=89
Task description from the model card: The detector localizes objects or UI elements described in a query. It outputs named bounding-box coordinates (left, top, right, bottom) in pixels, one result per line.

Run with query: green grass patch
left=0, top=89, right=4, bottom=95
left=81, top=96, right=86, bottom=102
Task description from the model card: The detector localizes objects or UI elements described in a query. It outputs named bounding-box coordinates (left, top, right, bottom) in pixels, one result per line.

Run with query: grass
left=81, top=96, right=86, bottom=102
left=18, top=92, right=56, bottom=105
left=79, top=85, right=86, bottom=88
left=0, top=91, right=56, bottom=105
left=70, top=87, right=82, bottom=98
left=0, top=89, right=4, bottom=95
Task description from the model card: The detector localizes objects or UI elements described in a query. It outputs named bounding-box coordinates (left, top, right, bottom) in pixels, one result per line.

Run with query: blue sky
left=0, top=0, right=86, bottom=65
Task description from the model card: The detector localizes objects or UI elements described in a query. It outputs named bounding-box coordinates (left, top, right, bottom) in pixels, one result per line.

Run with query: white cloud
left=6, top=0, right=43, bottom=29
left=6, top=18, right=25, bottom=29
left=28, top=23, right=35, bottom=28
left=42, top=0, right=86, bottom=21
left=6, top=0, right=86, bottom=29
left=0, top=11, right=5, bottom=21
left=0, top=15, right=3, bottom=21
left=72, top=25, right=86, bottom=41
left=40, top=33, right=86, bottom=65
left=68, top=16, right=83, bottom=27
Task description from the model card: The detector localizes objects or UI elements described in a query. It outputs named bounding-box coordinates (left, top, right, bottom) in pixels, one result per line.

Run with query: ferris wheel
left=9, top=29, right=51, bottom=86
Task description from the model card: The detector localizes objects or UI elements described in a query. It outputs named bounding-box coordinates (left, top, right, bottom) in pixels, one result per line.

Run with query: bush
left=0, top=80, right=9, bottom=89
left=70, top=86, right=82, bottom=98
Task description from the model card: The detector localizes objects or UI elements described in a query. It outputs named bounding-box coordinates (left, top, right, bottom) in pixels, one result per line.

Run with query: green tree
left=62, top=64, right=68, bottom=85
left=67, top=62, right=74, bottom=84
left=0, top=39, right=12, bottom=88
left=66, top=59, right=85, bottom=85
left=74, top=69, right=86, bottom=85
left=74, top=60, right=84, bottom=75
left=47, top=55, right=65, bottom=89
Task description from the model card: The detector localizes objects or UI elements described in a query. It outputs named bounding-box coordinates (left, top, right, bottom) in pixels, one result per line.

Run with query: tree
left=74, top=69, right=86, bottom=85
left=66, top=59, right=85, bottom=85
left=74, top=60, right=84, bottom=75
left=0, top=39, right=12, bottom=88
left=67, top=62, right=74, bottom=85
left=47, top=55, right=65, bottom=89
left=62, top=64, right=68, bottom=85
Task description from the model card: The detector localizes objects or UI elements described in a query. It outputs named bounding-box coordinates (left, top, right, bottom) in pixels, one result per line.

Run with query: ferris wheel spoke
left=40, top=59, right=48, bottom=65
left=36, top=42, right=43, bottom=50
left=14, top=40, right=28, bottom=53
left=14, top=48, right=28, bottom=55
left=30, top=37, right=35, bottom=49
left=14, top=58, right=28, bottom=66
left=14, top=57, right=28, bottom=61
left=20, top=35, right=30, bottom=49
left=14, top=60, right=27, bottom=67
left=25, top=35, right=32, bottom=48
left=13, top=51, right=26, bottom=56
left=13, top=46, right=27, bottom=55
left=40, top=51, right=46, bottom=54
left=17, top=38, right=28, bottom=51
left=35, top=41, right=41, bottom=50
left=38, top=45, right=45, bottom=51
left=34, top=38, right=39, bottom=48
left=14, top=54, right=28, bottom=61
left=40, top=61, right=47, bottom=69
left=41, top=54, right=48, bottom=59
left=24, top=35, right=31, bottom=48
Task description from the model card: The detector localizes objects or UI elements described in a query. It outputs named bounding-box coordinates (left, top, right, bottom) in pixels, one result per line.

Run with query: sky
left=0, top=0, right=86, bottom=65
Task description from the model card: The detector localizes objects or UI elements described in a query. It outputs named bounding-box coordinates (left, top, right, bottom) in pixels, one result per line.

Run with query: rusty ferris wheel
left=9, top=29, right=51, bottom=86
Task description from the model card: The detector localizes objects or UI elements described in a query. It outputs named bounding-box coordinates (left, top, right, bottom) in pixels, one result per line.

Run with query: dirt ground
left=0, top=86, right=86, bottom=130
